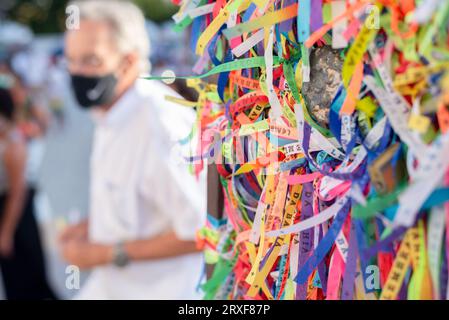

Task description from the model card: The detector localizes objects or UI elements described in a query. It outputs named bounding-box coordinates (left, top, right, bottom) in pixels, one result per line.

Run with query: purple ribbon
left=440, top=241, right=448, bottom=300
left=341, top=221, right=359, bottom=300
left=296, top=181, right=315, bottom=299
left=310, top=0, right=323, bottom=32
left=279, top=0, right=296, bottom=34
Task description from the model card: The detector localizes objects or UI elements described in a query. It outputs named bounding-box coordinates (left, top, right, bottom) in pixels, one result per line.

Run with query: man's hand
left=59, top=220, right=89, bottom=243
left=61, top=239, right=113, bottom=269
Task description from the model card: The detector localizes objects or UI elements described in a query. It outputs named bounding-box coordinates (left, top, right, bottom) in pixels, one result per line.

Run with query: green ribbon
left=352, top=184, right=406, bottom=220
left=144, top=56, right=282, bottom=81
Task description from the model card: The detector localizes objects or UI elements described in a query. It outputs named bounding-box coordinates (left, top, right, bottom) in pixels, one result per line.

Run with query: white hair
left=69, top=0, right=151, bottom=74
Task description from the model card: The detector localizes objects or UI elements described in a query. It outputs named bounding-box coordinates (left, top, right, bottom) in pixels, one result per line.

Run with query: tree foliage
left=1, top=0, right=177, bottom=34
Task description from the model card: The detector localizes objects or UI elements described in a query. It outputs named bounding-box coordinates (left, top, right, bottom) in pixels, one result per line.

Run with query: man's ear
left=121, top=51, right=140, bottom=75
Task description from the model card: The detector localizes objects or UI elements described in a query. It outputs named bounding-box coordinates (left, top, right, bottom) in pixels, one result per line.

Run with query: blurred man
left=60, top=0, right=205, bottom=299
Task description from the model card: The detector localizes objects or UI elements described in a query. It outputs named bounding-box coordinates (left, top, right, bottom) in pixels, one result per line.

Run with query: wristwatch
left=112, top=242, right=130, bottom=268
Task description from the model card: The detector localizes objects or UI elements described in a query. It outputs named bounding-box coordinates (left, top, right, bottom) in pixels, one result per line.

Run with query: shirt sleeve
left=139, top=86, right=207, bottom=241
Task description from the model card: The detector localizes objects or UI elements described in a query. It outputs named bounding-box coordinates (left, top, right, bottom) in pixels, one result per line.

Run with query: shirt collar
left=91, top=81, right=141, bottom=129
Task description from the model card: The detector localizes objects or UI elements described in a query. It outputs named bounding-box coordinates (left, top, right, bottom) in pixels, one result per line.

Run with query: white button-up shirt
left=76, top=79, right=206, bottom=300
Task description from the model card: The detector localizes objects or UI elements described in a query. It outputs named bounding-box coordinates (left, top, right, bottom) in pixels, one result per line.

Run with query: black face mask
left=70, top=73, right=118, bottom=108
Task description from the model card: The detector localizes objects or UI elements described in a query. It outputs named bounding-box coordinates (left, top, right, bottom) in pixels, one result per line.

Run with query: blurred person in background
left=0, top=81, right=57, bottom=300
left=0, top=62, right=50, bottom=140
left=60, top=0, right=205, bottom=299
left=0, top=63, right=51, bottom=197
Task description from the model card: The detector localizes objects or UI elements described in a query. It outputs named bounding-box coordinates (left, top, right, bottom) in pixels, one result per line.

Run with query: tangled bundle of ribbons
left=157, top=0, right=449, bottom=300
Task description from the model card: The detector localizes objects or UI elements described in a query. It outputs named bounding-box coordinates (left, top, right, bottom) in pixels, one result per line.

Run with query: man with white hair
left=59, top=0, right=206, bottom=299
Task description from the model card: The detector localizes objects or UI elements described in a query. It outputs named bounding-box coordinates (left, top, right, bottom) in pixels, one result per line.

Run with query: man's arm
left=61, top=229, right=200, bottom=269
left=123, top=230, right=199, bottom=261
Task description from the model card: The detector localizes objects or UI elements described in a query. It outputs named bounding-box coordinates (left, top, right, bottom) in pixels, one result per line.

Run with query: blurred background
left=0, top=0, right=195, bottom=299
